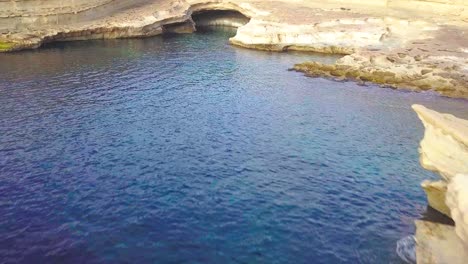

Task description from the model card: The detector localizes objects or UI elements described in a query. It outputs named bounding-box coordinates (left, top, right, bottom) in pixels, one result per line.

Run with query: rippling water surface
left=1, top=29, right=467, bottom=263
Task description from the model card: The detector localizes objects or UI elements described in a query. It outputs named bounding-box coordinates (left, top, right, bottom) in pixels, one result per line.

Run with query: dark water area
left=0, top=29, right=467, bottom=263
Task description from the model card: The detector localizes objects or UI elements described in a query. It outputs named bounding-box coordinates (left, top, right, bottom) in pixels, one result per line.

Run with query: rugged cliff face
left=414, top=105, right=468, bottom=181
left=412, top=105, right=468, bottom=264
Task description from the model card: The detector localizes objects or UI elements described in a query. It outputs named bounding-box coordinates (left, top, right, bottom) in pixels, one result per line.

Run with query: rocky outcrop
left=0, top=0, right=257, bottom=52
left=421, top=180, right=450, bottom=218
left=410, top=105, right=468, bottom=263
left=230, top=14, right=388, bottom=53
left=413, top=105, right=468, bottom=180
left=237, top=1, right=468, bottom=98
left=293, top=51, right=468, bottom=99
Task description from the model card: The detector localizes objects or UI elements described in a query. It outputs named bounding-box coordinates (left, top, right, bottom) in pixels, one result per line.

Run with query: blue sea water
left=0, top=29, right=467, bottom=263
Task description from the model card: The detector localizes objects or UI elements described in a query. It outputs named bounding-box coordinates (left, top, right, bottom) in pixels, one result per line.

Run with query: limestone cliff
left=413, top=105, right=468, bottom=180
left=446, top=174, right=468, bottom=248
left=412, top=105, right=468, bottom=264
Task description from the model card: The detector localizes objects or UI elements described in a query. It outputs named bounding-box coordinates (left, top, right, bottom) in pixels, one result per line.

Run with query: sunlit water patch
left=1, top=29, right=467, bottom=263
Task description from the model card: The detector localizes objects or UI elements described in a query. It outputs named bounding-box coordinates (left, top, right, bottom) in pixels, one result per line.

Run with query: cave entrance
left=191, top=10, right=250, bottom=30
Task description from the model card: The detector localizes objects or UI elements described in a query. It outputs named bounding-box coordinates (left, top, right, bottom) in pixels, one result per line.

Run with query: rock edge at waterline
left=292, top=55, right=468, bottom=99
left=410, top=105, right=468, bottom=264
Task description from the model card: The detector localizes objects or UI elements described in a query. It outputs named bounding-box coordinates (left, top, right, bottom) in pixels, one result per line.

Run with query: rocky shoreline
left=292, top=53, right=468, bottom=99
left=409, top=105, right=468, bottom=264
left=1, top=0, right=468, bottom=98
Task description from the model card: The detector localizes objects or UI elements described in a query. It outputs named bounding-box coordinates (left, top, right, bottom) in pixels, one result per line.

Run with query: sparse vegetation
left=0, top=41, right=15, bottom=52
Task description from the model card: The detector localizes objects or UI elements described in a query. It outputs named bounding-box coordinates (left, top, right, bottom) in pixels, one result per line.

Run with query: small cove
left=0, top=29, right=467, bottom=263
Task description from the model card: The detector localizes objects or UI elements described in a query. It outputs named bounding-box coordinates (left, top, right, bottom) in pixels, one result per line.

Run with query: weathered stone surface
left=412, top=105, right=468, bottom=180
left=421, top=180, right=451, bottom=218
left=293, top=51, right=468, bottom=99
left=446, top=174, right=468, bottom=248
left=0, top=1, right=256, bottom=51
left=415, top=220, right=468, bottom=264
left=163, top=20, right=196, bottom=34
left=192, top=10, right=249, bottom=28
left=411, top=105, right=468, bottom=263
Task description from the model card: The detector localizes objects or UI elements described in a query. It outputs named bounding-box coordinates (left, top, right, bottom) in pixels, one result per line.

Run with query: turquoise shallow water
left=0, top=29, right=467, bottom=263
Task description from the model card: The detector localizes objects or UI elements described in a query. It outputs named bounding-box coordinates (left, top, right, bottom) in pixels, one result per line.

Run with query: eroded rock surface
left=293, top=50, right=468, bottom=99
left=415, top=220, right=468, bottom=264
left=446, top=174, right=468, bottom=248
left=412, top=105, right=468, bottom=263
left=413, top=105, right=468, bottom=180
left=421, top=180, right=450, bottom=218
